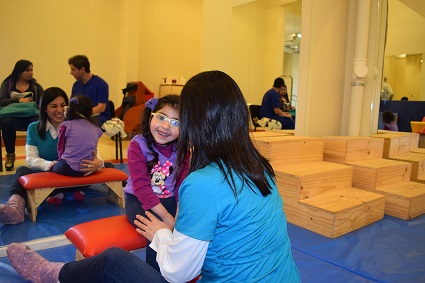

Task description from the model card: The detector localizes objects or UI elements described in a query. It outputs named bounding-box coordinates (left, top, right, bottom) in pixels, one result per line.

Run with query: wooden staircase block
left=275, top=161, right=353, bottom=200
left=252, top=136, right=323, bottom=164
left=273, top=161, right=384, bottom=238
left=375, top=182, right=425, bottom=220
left=370, top=133, right=413, bottom=158
left=297, top=188, right=385, bottom=238
left=323, top=136, right=384, bottom=163
left=388, top=153, right=425, bottom=182
left=250, top=131, right=290, bottom=139
left=346, top=159, right=411, bottom=191
left=377, top=131, right=420, bottom=149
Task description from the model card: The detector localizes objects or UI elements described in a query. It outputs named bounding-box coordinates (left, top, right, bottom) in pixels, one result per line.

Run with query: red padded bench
left=65, top=214, right=148, bottom=259
left=19, top=168, right=128, bottom=221
left=65, top=215, right=200, bottom=282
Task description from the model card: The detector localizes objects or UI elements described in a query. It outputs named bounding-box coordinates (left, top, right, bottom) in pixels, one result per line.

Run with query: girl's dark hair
left=177, top=70, right=274, bottom=197
left=382, top=110, right=395, bottom=123
left=66, top=95, right=96, bottom=125
left=38, top=87, right=69, bottom=139
left=142, top=95, right=180, bottom=168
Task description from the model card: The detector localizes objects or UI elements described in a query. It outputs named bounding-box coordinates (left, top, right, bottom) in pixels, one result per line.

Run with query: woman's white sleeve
left=150, top=228, right=208, bottom=283
left=26, top=144, right=52, bottom=171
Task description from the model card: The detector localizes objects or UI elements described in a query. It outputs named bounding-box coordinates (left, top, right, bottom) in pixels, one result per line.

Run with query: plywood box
left=250, top=131, right=290, bottom=139
left=274, top=161, right=353, bottom=200
left=370, top=134, right=412, bottom=158
left=252, top=136, right=323, bottom=165
left=376, top=131, right=420, bottom=149
left=389, top=153, right=425, bottom=182
left=323, top=136, right=384, bottom=164
left=375, top=182, right=425, bottom=220
left=284, top=187, right=384, bottom=238
left=346, top=159, right=411, bottom=191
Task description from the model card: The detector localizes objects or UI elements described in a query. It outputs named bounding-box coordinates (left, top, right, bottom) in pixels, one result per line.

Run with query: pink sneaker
left=74, top=191, right=85, bottom=202
left=47, top=193, right=64, bottom=205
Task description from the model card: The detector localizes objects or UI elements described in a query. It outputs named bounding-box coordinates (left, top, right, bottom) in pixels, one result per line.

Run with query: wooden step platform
left=346, top=159, right=411, bottom=191
left=297, top=188, right=384, bottom=238
left=375, top=182, right=425, bottom=220
left=249, top=131, right=290, bottom=139
left=323, top=136, right=384, bottom=163
left=370, top=133, right=416, bottom=158
left=388, top=153, right=425, bottom=182
left=322, top=135, right=425, bottom=220
left=252, top=136, right=323, bottom=164
left=274, top=161, right=384, bottom=238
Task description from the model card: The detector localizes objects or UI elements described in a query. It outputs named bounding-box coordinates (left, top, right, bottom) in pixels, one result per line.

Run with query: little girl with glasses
left=123, top=95, right=189, bottom=272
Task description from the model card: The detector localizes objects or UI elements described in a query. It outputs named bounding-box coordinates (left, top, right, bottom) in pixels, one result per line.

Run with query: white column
left=347, top=0, right=371, bottom=136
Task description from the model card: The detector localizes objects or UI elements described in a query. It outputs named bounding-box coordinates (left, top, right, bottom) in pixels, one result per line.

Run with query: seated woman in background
left=280, top=89, right=295, bottom=112
left=0, top=87, right=104, bottom=225
left=382, top=110, right=398, bottom=131
left=0, top=60, right=44, bottom=171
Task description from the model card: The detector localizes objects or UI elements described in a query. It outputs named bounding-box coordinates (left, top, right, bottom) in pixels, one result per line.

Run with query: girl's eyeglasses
left=151, top=112, right=180, bottom=128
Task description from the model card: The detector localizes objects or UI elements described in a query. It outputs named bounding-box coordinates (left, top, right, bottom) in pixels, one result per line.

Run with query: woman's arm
left=26, top=145, right=55, bottom=171
left=136, top=212, right=207, bottom=282
left=0, top=80, right=18, bottom=107
left=80, top=150, right=104, bottom=176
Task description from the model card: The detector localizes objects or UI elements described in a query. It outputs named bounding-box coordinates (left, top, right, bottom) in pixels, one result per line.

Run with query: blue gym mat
left=0, top=163, right=424, bottom=282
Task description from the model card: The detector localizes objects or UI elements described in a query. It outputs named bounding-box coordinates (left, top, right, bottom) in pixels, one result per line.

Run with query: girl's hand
left=135, top=212, right=172, bottom=242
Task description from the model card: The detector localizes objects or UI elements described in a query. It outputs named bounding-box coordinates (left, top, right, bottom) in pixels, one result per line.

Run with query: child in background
left=48, top=96, right=103, bottom=204
left=123, top=95, right=188, bottom=271
left=382, top=110, right=398, bottom=131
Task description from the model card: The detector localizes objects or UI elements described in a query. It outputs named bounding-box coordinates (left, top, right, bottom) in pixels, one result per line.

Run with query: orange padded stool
left=65, top=215, right=201, bottom=282
left=19, top=168, right=128, bottom=221
left=65, top=215, right=148, bottom=260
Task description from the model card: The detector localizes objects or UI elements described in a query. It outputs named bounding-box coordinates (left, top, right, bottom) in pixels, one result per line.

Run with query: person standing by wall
left=68, top=55, right=111, bottom=126
left=0, top=60, right=44, bottom=171
left=381, top=76, right=394, bottom=101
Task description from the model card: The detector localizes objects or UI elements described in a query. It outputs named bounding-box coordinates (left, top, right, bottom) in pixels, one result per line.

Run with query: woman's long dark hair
left=177, top=70, right=274, bottom=197
left=141, top=95, right=180, bottom=168
left=37, top=87, right=69, bottom=139
left=3, top=60, right=38, bottom=93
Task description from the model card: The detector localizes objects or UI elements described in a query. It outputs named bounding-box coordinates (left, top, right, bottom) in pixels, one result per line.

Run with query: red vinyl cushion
left=19, top=168, right=128, bottom=190
left=65, top=215, right=148, bottom=257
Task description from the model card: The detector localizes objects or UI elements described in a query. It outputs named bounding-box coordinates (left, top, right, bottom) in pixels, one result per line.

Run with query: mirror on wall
left=383, top=0, right=425, bottom=101
left=282, top=1, right=301, bottom=108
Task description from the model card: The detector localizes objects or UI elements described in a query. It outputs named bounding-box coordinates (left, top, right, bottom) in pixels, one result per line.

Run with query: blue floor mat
left=0, top=162, right=424, bottom=282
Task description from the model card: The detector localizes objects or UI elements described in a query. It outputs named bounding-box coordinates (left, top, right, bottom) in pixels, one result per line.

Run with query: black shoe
left=5, top=153, right=15, bottom=171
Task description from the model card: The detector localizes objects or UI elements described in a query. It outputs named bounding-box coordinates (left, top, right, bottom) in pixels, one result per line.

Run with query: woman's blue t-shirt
left=175, top=163, right=300, bottom=282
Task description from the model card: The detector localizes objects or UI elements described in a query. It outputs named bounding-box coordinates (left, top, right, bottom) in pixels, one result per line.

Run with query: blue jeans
left=10, top=166, right=43, bottom=201
left=59, top=247, right=168, bottom=283
left=51, top=160, right=86, bottom=177
left=125, top=193, right=177, bottom=272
